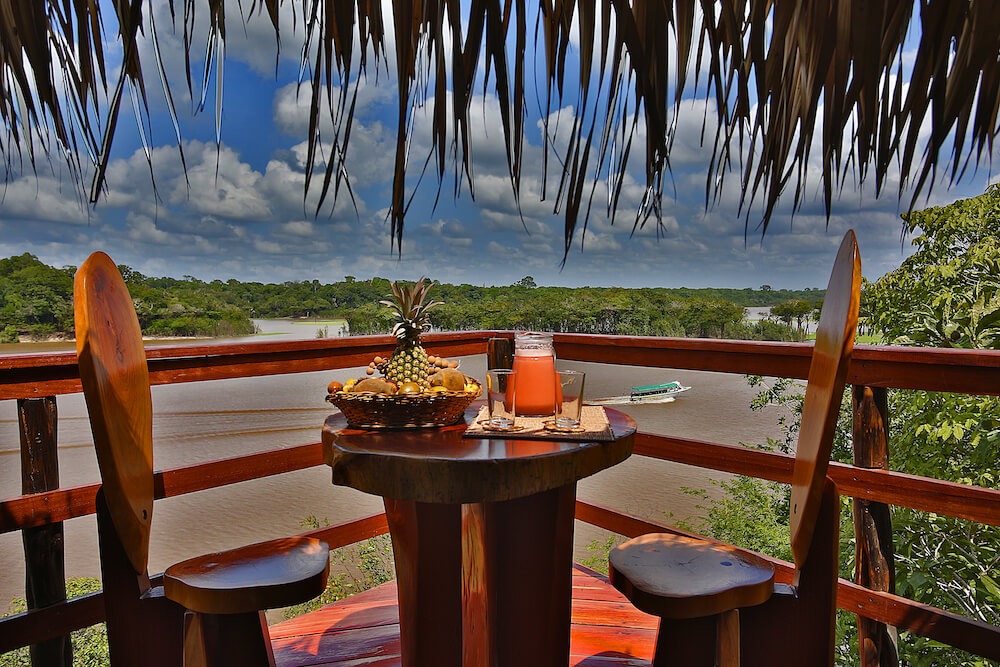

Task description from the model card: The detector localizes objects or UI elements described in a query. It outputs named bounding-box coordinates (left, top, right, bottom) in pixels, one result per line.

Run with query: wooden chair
left=609, top=230, right=862, bottom=667
left=74, top=251, right=331, bottom=666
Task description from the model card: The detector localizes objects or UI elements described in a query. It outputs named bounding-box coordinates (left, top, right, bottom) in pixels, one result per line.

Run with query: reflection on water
left=0, top=323, right=787, bottom=607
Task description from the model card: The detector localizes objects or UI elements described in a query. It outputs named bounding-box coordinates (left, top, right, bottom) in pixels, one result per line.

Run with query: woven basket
left=326, top=380, right=481, bottom=429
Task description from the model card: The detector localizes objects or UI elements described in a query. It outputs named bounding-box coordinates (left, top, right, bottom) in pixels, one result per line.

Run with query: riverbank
left=0, top=318, right=350, bottom=355
left=0, top=352, right=789, bottom=609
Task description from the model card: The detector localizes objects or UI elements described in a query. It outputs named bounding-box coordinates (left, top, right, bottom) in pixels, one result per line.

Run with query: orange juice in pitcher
left=511, top=332, right=557, bottom=416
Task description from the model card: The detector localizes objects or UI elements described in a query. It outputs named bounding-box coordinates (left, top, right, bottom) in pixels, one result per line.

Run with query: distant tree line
left=0, top=254, right=821, bottom=342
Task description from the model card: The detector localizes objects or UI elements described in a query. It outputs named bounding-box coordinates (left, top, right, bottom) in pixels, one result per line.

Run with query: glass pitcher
left=511, top=332, right=557, bottom=416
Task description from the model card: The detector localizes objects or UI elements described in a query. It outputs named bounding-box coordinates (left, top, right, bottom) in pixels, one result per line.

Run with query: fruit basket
left=324, top=276, right=481, bottom=428
left=327, top=380, right=481, bottom=429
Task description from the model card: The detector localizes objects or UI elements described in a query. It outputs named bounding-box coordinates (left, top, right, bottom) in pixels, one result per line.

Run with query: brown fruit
left=353, top=378, right=395, bottom=394
left=429, top=367, right=466, bottom=391
left=398, top=381, right=422, bottom=394
left=327, top=380, right=344, bottom=393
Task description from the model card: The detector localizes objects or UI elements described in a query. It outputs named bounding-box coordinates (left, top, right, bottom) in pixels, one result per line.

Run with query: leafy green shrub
left=1, top=578, right=108, bottom=667
left=282, top=517, right=395, bottom=620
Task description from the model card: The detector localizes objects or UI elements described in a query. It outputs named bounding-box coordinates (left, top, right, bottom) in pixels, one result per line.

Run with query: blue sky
left=0, top=4, right=997, bottom=290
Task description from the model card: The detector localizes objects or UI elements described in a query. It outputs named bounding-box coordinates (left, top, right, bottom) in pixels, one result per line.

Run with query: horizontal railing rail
left=4, top=331, right=1000, bottom=399
left=576, top=500, right=1000, bottom=660
left=632, top=433, right=1000, bottom=527
left=0, top=512, right=390, bottom=653
left=2, top=332, right=998, bottom=663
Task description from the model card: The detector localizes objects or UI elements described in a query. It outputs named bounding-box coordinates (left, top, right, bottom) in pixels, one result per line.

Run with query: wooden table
left=322, top=404, right=636, bottom=667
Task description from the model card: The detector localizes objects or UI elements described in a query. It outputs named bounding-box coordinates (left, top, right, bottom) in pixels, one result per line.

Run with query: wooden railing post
left=18, top=396, right=72, bottom=667
left=851, top=385, right=898, bottom=667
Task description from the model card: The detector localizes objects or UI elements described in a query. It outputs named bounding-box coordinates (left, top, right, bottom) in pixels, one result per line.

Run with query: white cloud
left=0, top=174, right=92, bottom=224
left=126, top=216, right=172, bottom=244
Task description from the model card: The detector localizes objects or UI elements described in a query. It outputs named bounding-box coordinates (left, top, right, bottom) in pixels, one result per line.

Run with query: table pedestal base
left=384, top=483, right=576, bottom=667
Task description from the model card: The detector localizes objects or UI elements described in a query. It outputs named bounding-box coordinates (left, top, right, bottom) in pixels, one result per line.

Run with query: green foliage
left=1, top=578, right=108, bottom=666
left=865, top=184, right=1000, bottom=348
left=0, top=255, right=810, bottom=343
left=770, top=298, right=819, bottom=335
left=678, top=298, right=746, bottom=338
left=708, top=197, right=1000, bottom=667
left=859, top=185, right=1000, bottom=665
left=282, top=516, right=395, bottom=619
left=686, top=476, right=794, bottom=562
left=0, top=254, right=256, bottom=340
left=580, top=535, right=624, bottom=576
left=701, top=367, right=999, bottom=665
left=0, top=253, right=74, bottom=339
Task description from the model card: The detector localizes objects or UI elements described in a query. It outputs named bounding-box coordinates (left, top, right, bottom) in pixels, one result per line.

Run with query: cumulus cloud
left=3, top=8, right=999, bottom=290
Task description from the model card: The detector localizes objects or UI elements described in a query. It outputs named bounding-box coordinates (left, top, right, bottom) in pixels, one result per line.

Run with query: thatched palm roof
left=2, top=1, right=998, bottom=257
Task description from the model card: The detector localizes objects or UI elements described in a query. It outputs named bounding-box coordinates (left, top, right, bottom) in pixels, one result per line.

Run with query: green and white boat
left=588, top=380, right=690, bottom=405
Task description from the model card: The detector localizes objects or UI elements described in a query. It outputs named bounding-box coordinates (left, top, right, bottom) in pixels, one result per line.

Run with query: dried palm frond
left=2, top=1, right=998, bottom=258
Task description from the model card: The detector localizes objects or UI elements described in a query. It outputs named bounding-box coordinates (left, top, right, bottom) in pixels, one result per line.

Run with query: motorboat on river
left=588, top=381, right=691, bottom=405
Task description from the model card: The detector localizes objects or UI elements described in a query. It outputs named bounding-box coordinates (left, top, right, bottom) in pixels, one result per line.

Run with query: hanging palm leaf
left=1, top=1, right=997, bottom=259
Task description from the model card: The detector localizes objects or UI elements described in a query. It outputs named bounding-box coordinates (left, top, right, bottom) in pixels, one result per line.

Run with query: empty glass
left=486, top=369, right=517, bottom=430
left=555, top=370, right=585, bottom=428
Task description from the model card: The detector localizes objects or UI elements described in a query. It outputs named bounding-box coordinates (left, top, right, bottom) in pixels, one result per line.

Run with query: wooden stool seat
left=610, top=533, right=775, bottom=619
left=164, top=536, right=330, bottom=615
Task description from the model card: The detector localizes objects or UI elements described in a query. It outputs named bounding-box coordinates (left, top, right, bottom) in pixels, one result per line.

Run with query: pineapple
left=380, top=278, right=442, bottom=388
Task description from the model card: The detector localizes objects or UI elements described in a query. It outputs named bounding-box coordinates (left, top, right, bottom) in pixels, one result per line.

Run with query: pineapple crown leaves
left=379, top=277, right=443, bottom=342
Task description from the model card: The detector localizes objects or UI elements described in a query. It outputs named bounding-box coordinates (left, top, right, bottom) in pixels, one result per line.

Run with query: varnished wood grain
left=2, top=250, right=996, bottom=662
left=269, top=565, right=657, bottom=667
left=75, top=250, right=156, bottom=575
left=18, top=396, right=72, bottom=665
left=324, top=409, right=635, bottom=667
left=577, top=499, right=1000, bottom=659
left=164, top=536, right=330, bottom=615
left=323, top=405, right=636, bottom=504
left=631, top=432, right=1000, bottom=526
left=279, top=526, right=999, bottom=667
left=74, top=252, right=331, bottom=667
left=607, top=231, right=861, bottom=667
left=6, top=330, right=1000, bottom=402
left=6, top=429, right=998, bottom=537
left=610, top=534, right=774, bottom=619
left=739, top=481, right=840, bottom=666
left=790, top=230, right=861, bottom=568
left=852, top=385, right=898, bottom=667
left=383, top=498, right=462, bottom=667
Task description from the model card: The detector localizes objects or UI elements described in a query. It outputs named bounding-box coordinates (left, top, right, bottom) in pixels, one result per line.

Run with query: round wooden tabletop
left=322, top=404, right=637, bottom=504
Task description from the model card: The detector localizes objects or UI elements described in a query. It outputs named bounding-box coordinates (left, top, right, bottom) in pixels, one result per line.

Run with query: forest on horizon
left=0, top=253, right=820, bottom=343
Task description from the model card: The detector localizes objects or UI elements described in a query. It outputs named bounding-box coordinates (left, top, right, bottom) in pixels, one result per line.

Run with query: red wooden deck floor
left=270, top=564, right=657, bottom=666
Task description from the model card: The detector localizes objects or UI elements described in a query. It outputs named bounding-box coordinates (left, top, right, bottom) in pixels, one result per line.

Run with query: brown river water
left=0, top=321, right=789, bottom=608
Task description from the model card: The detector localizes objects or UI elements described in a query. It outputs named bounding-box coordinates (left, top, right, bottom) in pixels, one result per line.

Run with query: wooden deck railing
left=1, top=331, right=998, bottom=665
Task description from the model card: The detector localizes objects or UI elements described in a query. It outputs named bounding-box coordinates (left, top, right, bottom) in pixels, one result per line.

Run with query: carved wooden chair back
left=608, top=231, right=861, bottom=666
left=75, top=250, right=154, bottom=576
left=790, top=229, right=862, bottom=569
left=75, top=252, right=330, bottom=667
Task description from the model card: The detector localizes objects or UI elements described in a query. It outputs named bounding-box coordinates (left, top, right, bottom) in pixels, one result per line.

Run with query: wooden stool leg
left=183, top=611, right=275, bottom=667
left=653, top=616, right=717, bottom=667
left=717, top=609, right=740, bottom=667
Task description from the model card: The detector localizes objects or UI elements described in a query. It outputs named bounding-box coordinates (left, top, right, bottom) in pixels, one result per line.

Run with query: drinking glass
left=486, top=369, right=517, bottom=430
left=555, top=370, right=585, bottom=428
